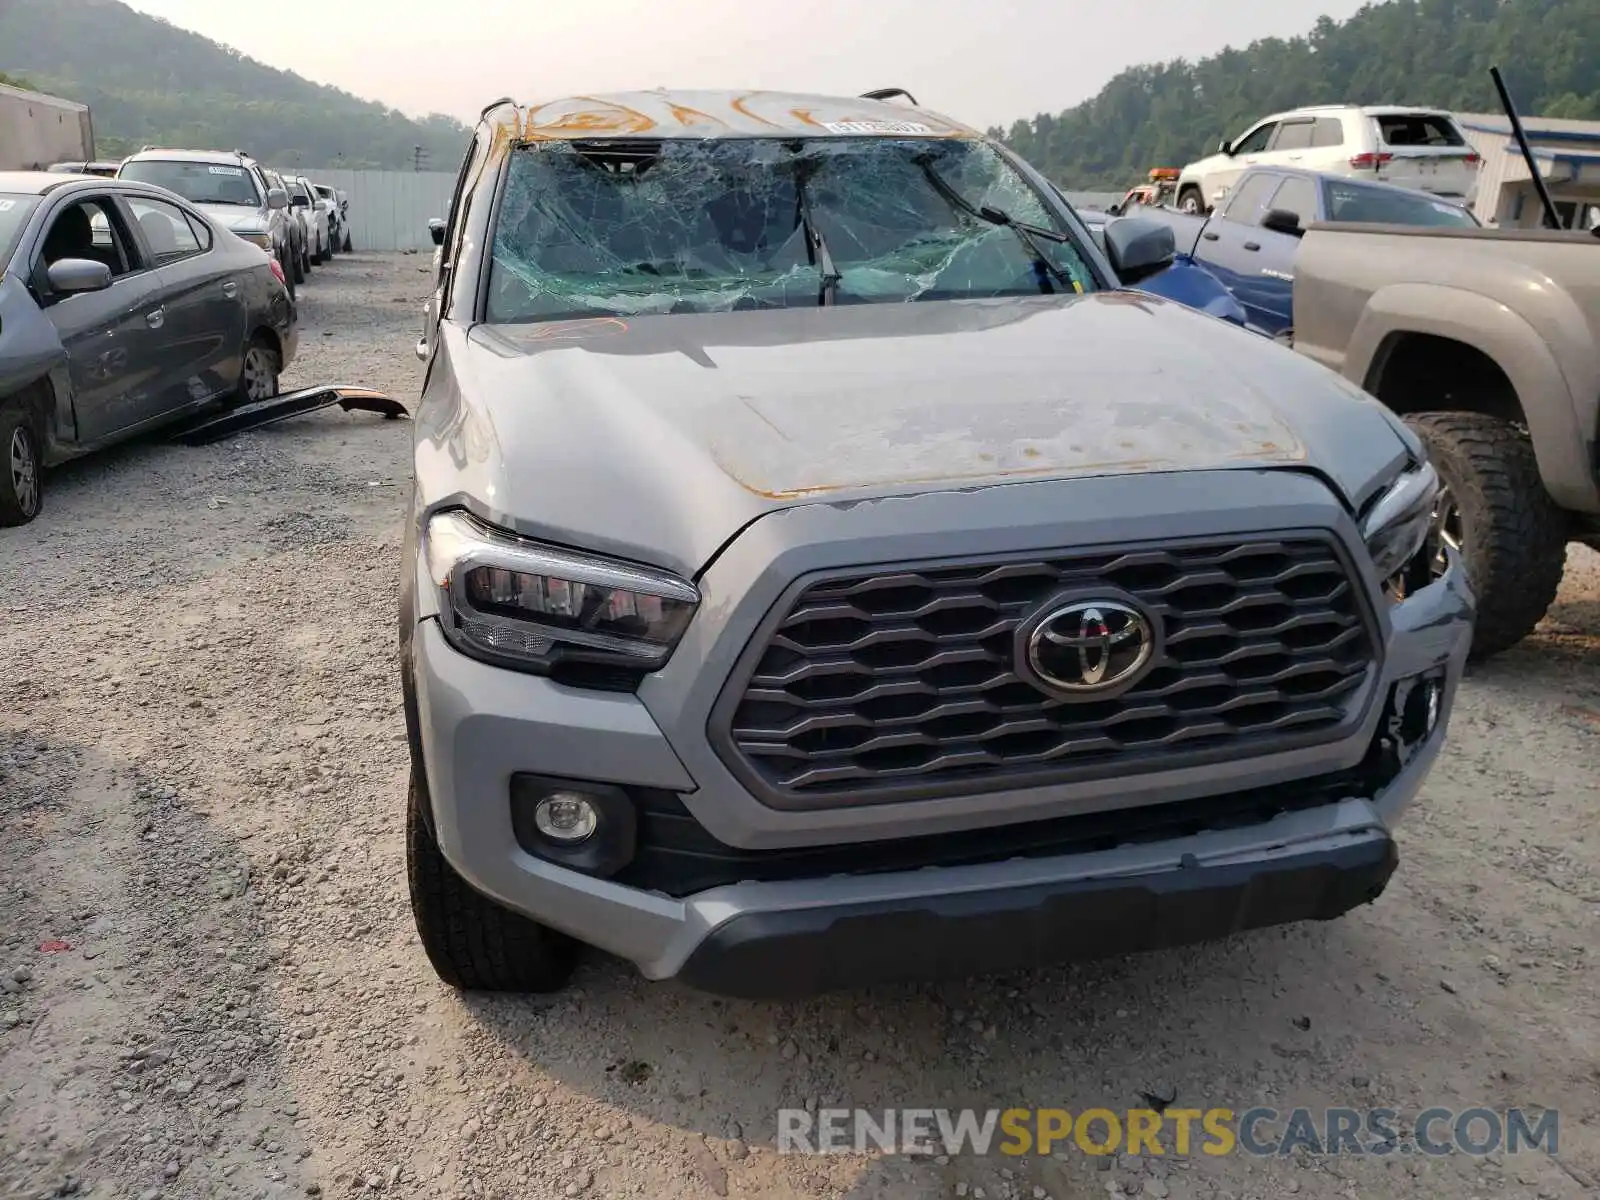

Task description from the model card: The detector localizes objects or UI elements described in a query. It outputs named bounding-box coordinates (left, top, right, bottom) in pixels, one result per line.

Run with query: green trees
left=990, top=0, right=1599, bottom=188
left=0, top=0, right=468, bottom=169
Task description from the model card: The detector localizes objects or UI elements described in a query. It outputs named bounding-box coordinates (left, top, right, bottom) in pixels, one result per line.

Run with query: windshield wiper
left=916, top=158, right=1079, bottom=294
left=793, top=165, right=841, bottom=306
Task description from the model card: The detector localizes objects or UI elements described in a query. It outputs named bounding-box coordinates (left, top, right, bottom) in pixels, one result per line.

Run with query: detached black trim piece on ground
left=173, top=386, right=407, bottom=446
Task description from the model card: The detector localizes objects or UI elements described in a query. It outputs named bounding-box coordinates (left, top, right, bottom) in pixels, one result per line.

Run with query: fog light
left=509, top=774, right=637, bottom=877
left=1425, top=679, right=1442, bottom=734
left=533, top=793, right=599, bottom=844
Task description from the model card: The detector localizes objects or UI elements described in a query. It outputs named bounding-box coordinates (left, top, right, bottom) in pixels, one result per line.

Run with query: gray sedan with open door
left=0, top=171, right=297, bottom=525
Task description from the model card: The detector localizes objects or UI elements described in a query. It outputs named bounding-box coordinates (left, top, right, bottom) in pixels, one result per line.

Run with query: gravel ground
left=1, top=251, right=1597, bottom=1200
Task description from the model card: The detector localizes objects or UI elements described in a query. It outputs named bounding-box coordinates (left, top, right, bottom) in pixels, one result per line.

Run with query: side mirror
left=1261, top=207, right=1304, bottom=237
left=1103, top=217, right=1177, bottom=286
left=1218, top=138, right=1232, bottom=156
left=1106, top=202, right=1123, bottom=217
left=427, top=217, right=446, bottom=246
left=266, top=187, right=289, bottom=210
left=46, top=257, right=114, bottom=295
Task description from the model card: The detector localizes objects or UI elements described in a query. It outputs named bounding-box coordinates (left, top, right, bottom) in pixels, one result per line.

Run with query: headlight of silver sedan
left=424, top=510, right=699, bottom=683
left=1361, top=459, right=1440, bottom=591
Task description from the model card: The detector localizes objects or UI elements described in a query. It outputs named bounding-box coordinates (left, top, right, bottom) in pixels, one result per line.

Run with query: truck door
left=1191, top=172, right=1279, bottom=325
left=1249, top=175, right=1321, bottom=333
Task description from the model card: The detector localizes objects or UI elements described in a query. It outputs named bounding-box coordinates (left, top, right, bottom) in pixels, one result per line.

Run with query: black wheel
left=406, top=774, right=580, bottom=992
left=1406, top=412, right=1568, bottom=659
left=236, top=334, right=281, bottom=406
left=1178, top=185, right=1204, bottom=215
left=314, top=234, right=328, bottom=265
left=342, top=229, right=353, bottom=253
left=0, top=399, right=43, bottom=527
left=324, top=229, right=336, bottom=259
left=278, top=250, right=296, bottom=300
left=292, top=244, right=306, bottom=283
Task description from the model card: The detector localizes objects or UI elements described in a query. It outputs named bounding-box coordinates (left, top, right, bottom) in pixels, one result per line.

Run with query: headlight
left=1361, top=460, right=1439, bottom=584
left=424, top=510, right=699, bottom=682
left=236, top=231, right=273, bottom=250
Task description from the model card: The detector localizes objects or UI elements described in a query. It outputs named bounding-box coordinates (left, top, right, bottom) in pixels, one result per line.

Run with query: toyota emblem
left=1023, top=599, right=1155, bottom=696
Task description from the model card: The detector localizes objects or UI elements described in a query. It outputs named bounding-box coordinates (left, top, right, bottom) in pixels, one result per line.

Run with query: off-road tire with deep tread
left=1405, top=411, right=1568, bottom=659
left=406, top=775, right=580, bottom=992
left=1177, top=185, right=1205, bottom=215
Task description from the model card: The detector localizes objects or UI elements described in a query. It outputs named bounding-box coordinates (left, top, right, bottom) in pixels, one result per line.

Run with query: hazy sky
left=121, top=0, right=1367, bottom=130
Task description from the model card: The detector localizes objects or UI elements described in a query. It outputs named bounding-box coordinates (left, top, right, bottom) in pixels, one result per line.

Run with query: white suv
left=1176, top=106, right=1479, bottom=214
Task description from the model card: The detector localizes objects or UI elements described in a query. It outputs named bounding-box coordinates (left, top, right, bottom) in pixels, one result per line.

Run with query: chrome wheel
left=10, top=425, right=39, bottom=518
left=1430, top=480, right=1464, bottom=576
left=242, top=345, right=278, bottom=402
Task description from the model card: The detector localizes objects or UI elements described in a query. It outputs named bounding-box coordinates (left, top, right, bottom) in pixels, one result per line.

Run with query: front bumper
left=676, top=830, right=1397, bottom=999
left=408, top=471, right=1474, bottom=995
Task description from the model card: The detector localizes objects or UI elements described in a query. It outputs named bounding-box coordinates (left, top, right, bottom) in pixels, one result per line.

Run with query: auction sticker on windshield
left=822, top=120, right=933, bottom=135
left=0, top=200, right=14, bottom=212
left=208, top=166, right=245, bottom=175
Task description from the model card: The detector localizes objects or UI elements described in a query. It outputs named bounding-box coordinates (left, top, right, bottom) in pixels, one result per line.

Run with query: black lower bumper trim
left=674, top=833, right=1398, bottom=999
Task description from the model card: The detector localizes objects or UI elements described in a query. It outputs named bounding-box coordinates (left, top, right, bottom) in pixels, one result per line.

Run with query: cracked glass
left=485, top=137, right=1099, bottom=323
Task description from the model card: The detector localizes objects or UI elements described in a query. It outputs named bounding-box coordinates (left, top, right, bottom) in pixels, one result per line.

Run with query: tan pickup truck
left=1292, top=224, right=1600, bottom=657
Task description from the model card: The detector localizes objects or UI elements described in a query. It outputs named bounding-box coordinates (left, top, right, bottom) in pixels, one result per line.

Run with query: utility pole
left=413, top=145, right=429, bottom=172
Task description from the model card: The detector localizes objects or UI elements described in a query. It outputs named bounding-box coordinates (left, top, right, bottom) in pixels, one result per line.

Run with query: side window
left=127, top=196, right=204, bottom=265
left=1269, top=121, right=1315, bottom=151
left=441, top=136, right=482, bottom=260
left=438, top=135, right=484, bottom=311
left=1267, top=177, right=1319, bottom=226
left=1221, top=174, right=1279, bottom=224
left=1311, top=118, right=1346, bottom=148
left=1233, top=122, right=1277, bottom=156
left=38, top=197, right=139, bottom=278
left=182, top=210, right=213, bottom=251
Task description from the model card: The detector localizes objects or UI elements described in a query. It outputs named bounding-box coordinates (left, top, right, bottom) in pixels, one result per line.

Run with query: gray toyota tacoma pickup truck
left=1291, top=223, right=1600, bottom=658
left=401, top=89, right=1473, bottom=999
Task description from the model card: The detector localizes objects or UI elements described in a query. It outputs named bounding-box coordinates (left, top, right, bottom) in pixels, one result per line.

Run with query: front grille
left=713, top=535, right=1379, bottom=803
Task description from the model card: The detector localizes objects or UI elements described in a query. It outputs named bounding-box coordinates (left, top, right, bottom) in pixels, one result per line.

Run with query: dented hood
left=421, top=293, right=1411, bottom=577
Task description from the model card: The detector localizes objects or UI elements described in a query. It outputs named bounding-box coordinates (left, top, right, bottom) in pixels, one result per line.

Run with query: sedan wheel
left=0, top=409, right=43, bottom=526
left=238, top=338, right=281, bottom=405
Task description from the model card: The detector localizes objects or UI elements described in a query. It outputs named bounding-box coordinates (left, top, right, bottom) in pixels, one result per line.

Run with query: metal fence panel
left=285, top=168, right=459, bottom=252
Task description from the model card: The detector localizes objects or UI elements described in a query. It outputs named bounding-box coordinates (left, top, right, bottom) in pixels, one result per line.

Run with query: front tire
left=0, top=400, right=44, bottom=527
left=1178, top=185, right=1204, bottom=215
left=1405, top=411, right=1567, bottom=659
left=292, top=245, right=306, bottom=283
left=406, top=774, right=580, bottom=992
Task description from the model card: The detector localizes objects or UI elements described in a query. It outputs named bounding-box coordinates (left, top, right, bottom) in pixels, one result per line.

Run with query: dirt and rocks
left=1, top=251, right=1597, bottom=1200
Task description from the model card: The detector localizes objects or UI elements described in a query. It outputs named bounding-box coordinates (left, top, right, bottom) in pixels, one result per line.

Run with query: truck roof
left=1237, top=163, right=1473, bottom=204
left=121, top=147, right=255, bottom=165
left=504, top=89, right=978, bottom=141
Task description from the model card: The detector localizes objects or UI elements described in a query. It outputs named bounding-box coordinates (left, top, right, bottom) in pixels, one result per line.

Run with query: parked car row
left=0, top=168, right=299, bottom=525
left=45, top=150, right=355, bottom=301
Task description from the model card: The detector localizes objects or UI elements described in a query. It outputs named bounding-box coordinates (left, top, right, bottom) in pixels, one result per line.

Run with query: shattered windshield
left=485, top=137, right=1099, bottom=322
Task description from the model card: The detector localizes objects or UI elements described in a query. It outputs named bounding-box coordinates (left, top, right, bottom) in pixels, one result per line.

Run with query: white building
left=1456, top=111, right=1600, bottom=230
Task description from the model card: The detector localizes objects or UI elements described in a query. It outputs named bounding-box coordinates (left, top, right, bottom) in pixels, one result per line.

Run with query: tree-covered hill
left=0, top=0, right=469, bottom=169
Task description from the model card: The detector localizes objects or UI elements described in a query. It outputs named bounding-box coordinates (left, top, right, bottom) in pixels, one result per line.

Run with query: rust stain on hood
left=513, top=89, right=979, bottom=141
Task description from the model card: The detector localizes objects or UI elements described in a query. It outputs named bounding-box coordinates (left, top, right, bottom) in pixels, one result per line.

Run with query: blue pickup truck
left=1138, top=166, right=1479, bottom=337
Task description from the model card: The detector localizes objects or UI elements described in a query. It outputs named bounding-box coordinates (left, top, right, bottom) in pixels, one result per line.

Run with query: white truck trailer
left=0, top=81, right=94, bottom=171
